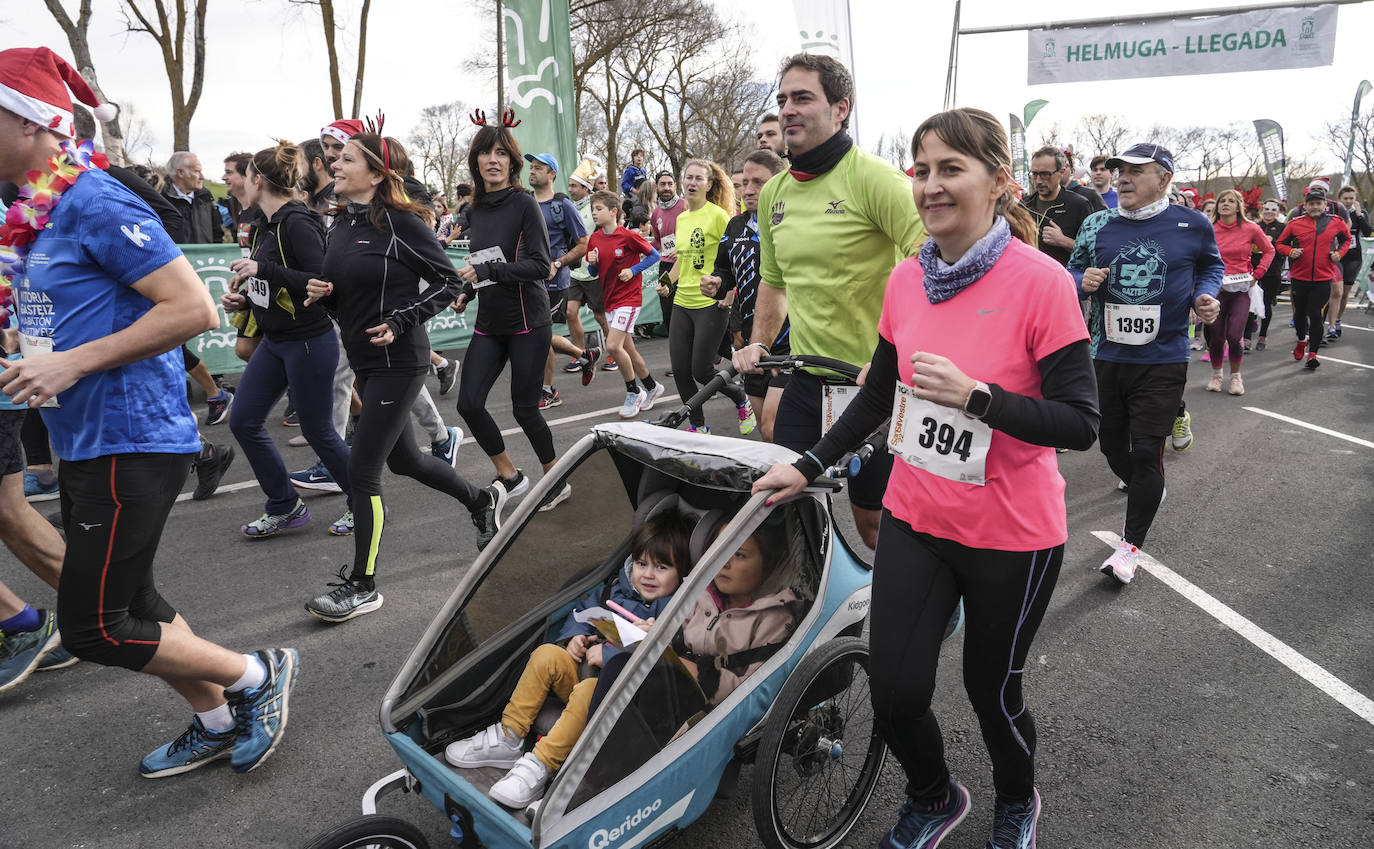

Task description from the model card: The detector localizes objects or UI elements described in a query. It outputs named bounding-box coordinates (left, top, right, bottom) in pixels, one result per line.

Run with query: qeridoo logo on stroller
left=588, top=797, right=663, bottom=849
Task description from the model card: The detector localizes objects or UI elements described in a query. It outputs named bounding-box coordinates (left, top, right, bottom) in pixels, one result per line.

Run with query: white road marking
left=178, top=396, right=683, bottom=500
left=1311, top=354, right=1374, bottom=370
left=1092, top=531, right=1374, bottom=728
left=1243, top=406, right=1374, bottom=449
left=1337, top=323, right=1374, bottom=332
left=174, top=479, right=263, bottom=503
left=459, top=395, right=682, bottom=444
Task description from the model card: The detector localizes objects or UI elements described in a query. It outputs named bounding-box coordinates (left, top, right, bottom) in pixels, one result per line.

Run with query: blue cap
left=524, top=153, right=559, bottom=174
left=1106, top=143, right=1174, bottom=174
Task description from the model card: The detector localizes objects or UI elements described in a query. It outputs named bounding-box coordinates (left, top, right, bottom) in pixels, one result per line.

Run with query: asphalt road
left=1, top=318, right=1372, bottom=849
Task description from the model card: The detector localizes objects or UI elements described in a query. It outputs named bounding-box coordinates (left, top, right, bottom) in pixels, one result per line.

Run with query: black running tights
left=350, top=371, right=481, bottom=582
left=455, top=327, right=556, bottom=465
left=869, top=512, right=1062, bottom=806
left=1291, top=280, right=1331, bottom=354
left=669, top=304, right=745, bottom=427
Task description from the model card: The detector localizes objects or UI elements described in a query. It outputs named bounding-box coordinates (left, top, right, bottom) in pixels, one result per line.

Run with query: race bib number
left=466, top=246, right=507, bottom=289
left=1221, top=272, right=1254, bottom=293
left=1104, top=303, right=1161, bottom=345
left=822, top=385, right=857, bottom=435
left=244, top=276, right=270, bottom=308
left=887, top=383, right=990, bottom=485
left=16, top=333, right=60, bottom=408
left=660, top=234, right=676, bottom=255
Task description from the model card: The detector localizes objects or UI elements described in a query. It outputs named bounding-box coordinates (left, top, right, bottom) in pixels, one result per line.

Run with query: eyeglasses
left=1029, top=170, right=1058, bottom=179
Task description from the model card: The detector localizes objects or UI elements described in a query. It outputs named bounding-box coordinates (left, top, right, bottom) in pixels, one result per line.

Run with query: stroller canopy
left=592, top=422, right=800, bottom=492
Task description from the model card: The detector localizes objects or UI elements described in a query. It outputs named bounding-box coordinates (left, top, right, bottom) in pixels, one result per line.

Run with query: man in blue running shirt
left=0, top=46, right=299, bottom=778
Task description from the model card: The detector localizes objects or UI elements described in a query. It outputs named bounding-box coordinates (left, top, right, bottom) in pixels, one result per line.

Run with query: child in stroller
left=444, top=508, right=695, bottom=808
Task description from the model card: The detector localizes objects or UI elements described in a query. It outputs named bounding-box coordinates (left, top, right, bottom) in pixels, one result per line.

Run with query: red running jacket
left=1276, top=213, right=1352, bottom=282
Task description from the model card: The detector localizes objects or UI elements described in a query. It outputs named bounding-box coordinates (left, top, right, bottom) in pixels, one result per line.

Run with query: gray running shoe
left=329, top=510, right=354, bottom=536
left=436, top=358, right=459, bottom=395
left=242, top=499, right=310, bottom=539
left=471, top=485, right=501, bottom=551
left=305, top=567, right=383, bottom=623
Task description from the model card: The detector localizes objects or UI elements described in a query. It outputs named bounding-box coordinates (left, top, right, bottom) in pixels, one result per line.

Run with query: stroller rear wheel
left=300, top=814, right=431, bottom=849
left=751, top=636, right=886, bottom=849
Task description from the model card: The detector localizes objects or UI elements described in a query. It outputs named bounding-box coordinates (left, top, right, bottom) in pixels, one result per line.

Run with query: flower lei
left=0, top=139, right=108, bottom=326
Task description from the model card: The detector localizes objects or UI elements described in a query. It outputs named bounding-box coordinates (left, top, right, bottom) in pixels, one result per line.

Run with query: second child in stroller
left=444, top=509, right=696, bottom=808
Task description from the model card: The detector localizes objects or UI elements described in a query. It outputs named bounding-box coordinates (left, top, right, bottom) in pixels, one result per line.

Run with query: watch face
left=967, top=387, right=992, bottom=417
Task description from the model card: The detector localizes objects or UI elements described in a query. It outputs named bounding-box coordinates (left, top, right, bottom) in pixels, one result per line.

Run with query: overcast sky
left=6, top=0, right=1372, bottom=177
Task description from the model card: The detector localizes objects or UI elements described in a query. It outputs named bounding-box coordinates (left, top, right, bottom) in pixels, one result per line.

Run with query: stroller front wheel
left=300, top=814, right=431, bottom=849
left=750, top=636, right=887, bottom=849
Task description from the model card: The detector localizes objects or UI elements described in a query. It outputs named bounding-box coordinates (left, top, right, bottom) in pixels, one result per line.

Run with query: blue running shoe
left=0, top=609, right=61, bottom=692
left=139, top=716, right=236, bottom=778
left=879, top=780, right=970, bottom=849
left=431, top=425, right=464, bottom=468
left=38, top=645, right=79, bottom=670
left=228, top=647, right=299, bottom=773
left=23, top=472, right=59, bottom=502
left=289, top=460, right=341, bottom=493
left=987, top=788, right=1040, bottom=849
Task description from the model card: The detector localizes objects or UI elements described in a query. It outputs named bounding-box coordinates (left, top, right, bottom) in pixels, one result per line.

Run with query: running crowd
left=0, top=44, right=1364, bottom=849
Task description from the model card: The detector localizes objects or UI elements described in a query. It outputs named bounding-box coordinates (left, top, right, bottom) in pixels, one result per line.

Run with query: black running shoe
left=436, top=359, right=459, bottom=395
left=471, top=485, right=502, bottom=551
left=193, top=443, right=235, bottom=501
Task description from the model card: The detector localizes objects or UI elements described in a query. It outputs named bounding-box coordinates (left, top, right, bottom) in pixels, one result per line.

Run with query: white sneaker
left=489, top=752, right=550, bottom=808
left=444, top=722, right=523, bottom=769
left=618, top=389, right=647, bottom=419
left=1099, top=540, right=1140, bottom=585
left=641, top=383, right=666, bottom=411
left=537, top=482, right=573, bottom=512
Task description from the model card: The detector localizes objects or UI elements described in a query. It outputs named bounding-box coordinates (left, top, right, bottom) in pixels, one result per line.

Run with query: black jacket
left=236, top=201, right=332, bottom=342
left=1259, top=219, right=1287, bottom=281
left=319, top=203, right=461, bottom=373
left=161, top=182, right=224, bottom=244
left=712, top=211, right=790, bottom=354
left=461, top=187, right=552, bottom=335
left=1067, top=181, right=1108, bottom=214
left=1023, top=188, right=1095, bottom=266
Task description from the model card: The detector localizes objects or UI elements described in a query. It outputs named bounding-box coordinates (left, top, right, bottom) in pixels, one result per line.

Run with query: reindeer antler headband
left=363, top=110, right=391, bottom=170
left=469, top=108, right=522, bottom=128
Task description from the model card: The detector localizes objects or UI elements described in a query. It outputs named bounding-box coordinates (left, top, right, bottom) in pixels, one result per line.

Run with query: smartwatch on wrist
left=962, top=382, right=992, bottom=419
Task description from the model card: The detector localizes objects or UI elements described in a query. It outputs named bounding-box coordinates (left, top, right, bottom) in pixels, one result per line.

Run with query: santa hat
left=321, top=119, right=364, bottom=144
left=0, top=47, right=117, bottom=138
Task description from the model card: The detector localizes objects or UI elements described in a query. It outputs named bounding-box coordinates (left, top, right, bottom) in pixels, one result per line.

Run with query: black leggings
left=56, top=452, right=191, bottom=671
left=1291, top=280, right=1331, bottom=354
left=1255, top=275, right=1283, bottom=338
left=350, top=371, right=482, bottom=583
left=668, top=304, right=745, bottom=427
left=870, top=512, right=1062, bottom=805
left=21, top=409, right=51, bottom=466
left=1100, top=432, right=1166, bottom=546
left=456, top=327, right=556, bottom=465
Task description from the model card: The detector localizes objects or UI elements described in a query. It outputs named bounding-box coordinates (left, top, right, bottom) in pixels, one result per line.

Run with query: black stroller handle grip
left=651, top=355, right=865, bottom=429
left=829, top=420, right=890, bottom=479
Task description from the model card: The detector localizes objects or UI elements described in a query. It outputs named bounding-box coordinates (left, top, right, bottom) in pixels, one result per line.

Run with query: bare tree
left=1324, top=109, right=1374, bottom=199
left=118, top=102, right=157, bottom=164
left=409, top=101, right=475, bottom=199
left=42, top=0, right=126, bottom=164
left=1076, top=113, right=1132, bottom=161
left=871, top=129, right=912, bottom=172
left=288, top=0, right=372, bottom=119
left=684, top=51, right=773, bottom=170
left=122, top=0, right=207, bottom=151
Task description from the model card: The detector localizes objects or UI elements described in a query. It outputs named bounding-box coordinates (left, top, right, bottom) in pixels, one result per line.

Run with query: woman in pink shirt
left=755, top=108, right=1099, bottom=849
left=1207, top=189, right=1274, bottom=395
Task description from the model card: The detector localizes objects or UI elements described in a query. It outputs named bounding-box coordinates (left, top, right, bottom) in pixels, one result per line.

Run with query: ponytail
left=998, top=187, right=1037, bottom=245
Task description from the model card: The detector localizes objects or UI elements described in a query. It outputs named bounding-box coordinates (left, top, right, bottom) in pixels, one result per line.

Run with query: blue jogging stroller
left=302, top=356, right=887, bottom=849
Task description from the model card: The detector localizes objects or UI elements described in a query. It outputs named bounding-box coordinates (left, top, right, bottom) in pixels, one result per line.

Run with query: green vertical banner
left=1009, top=114, right=1028, bottom=191
left=503, top=0, right=578, bottom=193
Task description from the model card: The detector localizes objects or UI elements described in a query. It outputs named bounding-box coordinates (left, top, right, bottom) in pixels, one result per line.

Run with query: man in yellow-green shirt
left=734, top=52, right=925, bottom=549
